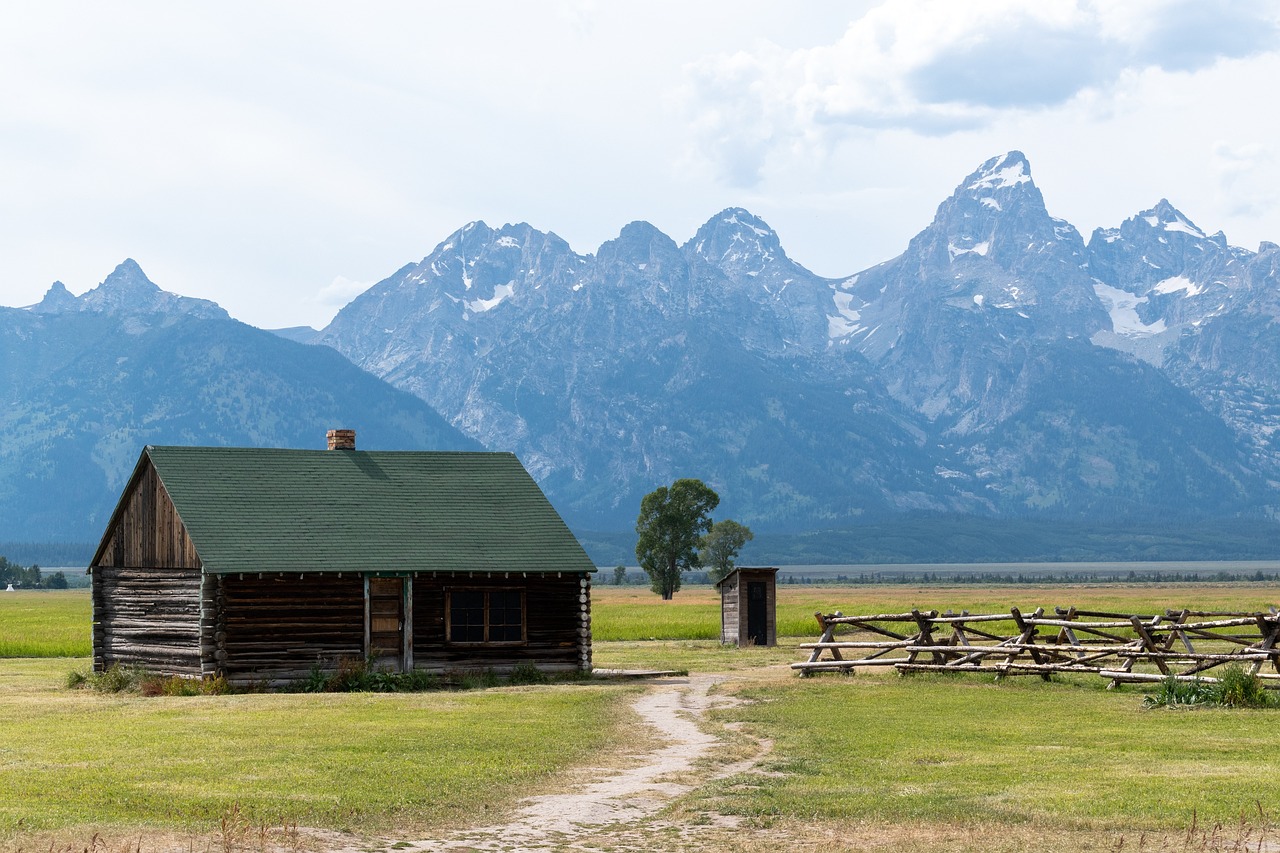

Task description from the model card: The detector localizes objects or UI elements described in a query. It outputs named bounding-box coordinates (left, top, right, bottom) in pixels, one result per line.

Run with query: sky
left=2, top=0, right=1279, bottom=330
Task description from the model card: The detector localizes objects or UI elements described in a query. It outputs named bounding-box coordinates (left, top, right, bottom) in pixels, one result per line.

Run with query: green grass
left=590, top=582, right=1280, bottom=641
left=0, top=590, right=91, bottom=656
left=696, top=669, right=1280, bottom=834
left=592, top=639, right=800, bottom=673
left=0, top=658, right=636, bottom=835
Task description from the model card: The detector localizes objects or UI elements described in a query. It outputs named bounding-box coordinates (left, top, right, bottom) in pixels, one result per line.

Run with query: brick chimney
left=327, top=429, right=356, bottom=450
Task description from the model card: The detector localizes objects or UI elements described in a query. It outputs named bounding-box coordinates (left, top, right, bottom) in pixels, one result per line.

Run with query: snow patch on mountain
left=968, top=153, right=1031, bottom=192
left=828, top=289, right=865, bottom=338
left=1093, top=282, right=1166, bottom=337
left=465, top=281, right=516, bottom=314
left=948, top=240, right=990, bottom=260
left=1151, top=275, right=1203, bottom=298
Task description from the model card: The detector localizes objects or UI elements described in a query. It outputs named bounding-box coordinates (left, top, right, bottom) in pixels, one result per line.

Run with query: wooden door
left=746, top=581, right=768, bottom=646
left=368, top=577, right=405, bottom=670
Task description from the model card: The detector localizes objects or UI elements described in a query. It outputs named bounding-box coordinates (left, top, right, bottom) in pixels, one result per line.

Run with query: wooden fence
left=792, top=606, right=1280, bottom=688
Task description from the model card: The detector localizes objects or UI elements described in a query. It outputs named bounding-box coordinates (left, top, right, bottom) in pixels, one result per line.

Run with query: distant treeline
left=779, top=569, right=1280, bottom=585
left=576, top=515, right=1280, bottom=566
left=0, top=542, right=94, bottom=567
left=0, top=556, right=71, bottom=589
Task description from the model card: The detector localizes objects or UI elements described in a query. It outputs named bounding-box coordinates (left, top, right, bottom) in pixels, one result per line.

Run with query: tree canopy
left=701, top=519, right=754, bottom=584
left=635, top=478, right=719, bottom=599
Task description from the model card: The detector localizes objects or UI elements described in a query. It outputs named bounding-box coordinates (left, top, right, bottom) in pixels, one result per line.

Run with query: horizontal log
left=1099, top=670, right=1280, bottom=687
left=824, top=611, right=938, bottom=623
left=799, top=640, right=915, bottom=650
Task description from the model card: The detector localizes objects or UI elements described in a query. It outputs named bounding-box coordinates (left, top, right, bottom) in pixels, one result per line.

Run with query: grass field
left=696, top=669, right=1280, bottom=834
left=5, top=582, right=1280, bottom=850
left=588, top=582, right=1280, bottom=642
left=0, top=657, right=638, bottom=837
left=0, top=590, right=91, bottom=656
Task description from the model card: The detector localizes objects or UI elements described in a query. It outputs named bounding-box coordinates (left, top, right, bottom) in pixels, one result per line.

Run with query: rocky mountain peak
left=1139, top=199, right=1207, bottom=239
left=963, top=150, right=1034, bottom=195
left=32, top=281, right=77, bottom=313
left=685, top=207, right=787, bottom=280
left=65, top=259, right=229, bottom=320
left=28, top=260, right=226, bottom=319
left=901, top=151, right=1078, bottom=279
left=598, top=221, right=683, bottom=273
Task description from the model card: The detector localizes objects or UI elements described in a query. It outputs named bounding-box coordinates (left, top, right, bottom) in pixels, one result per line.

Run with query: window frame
left=444, top=587, right=527, bottom=646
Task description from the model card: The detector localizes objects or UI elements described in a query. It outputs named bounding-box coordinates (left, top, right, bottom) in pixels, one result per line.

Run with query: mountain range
left=316, top=152, right=1277, bottom=532
left=7, top=151, right=1280, bottom=561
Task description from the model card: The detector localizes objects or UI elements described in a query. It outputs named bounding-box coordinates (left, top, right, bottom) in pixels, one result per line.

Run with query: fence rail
left=792, top=606, right=1280, bottom=688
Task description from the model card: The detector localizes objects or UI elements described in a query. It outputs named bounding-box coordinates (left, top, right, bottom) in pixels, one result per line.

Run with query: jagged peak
left=69, top=259, right=229, bottom=320
left=616, top=220, right=668, bottom=241
left=30, top=280, right=77, bottom=314
left=685, top=206, right=787, bottom=271
left=964, top=151, right=1034, bottom=194
left=99, top=258, right=161, bottom=294
left=1134, top=200, right=1207, bottom=239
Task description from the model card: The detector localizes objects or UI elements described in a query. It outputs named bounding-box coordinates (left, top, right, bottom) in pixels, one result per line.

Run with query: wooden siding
left=719, top=569, right=777, bottom=647
left=411, top=572, right=591, bottom=674
left=92, top=566, right=203, bottom=674
left=216, top=573, right=365, bottom=685
left=96, top=460, right=200, bottom=570
left=720, top=575, right=740, bottom=645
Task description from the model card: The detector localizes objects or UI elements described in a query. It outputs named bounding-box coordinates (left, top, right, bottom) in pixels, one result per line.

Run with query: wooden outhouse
left=715, top=567, right=779, bottom=647
left=90, top=431, right=595, bottom=686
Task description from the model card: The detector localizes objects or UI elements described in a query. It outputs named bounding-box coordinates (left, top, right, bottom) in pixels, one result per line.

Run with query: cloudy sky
left=2, top=0, right=1279, bottom=329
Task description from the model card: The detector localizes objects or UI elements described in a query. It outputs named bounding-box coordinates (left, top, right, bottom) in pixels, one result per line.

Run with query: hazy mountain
left=0, top=263, right=478, bottom=541
left=318, top=152, right=1275, bottom=529
left=11, top=152, right=1280, bottom=549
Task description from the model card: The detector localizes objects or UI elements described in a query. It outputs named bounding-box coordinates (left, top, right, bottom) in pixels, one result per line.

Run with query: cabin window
left=446, top=589, right=525, bottom=644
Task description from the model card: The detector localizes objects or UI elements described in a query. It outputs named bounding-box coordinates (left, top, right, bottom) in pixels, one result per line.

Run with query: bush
left=1142, top=676, right=1217, bottom=708
left=509, top=662, right=550, bottom=685
left=287, top=657, right=441, bottom=693
left=1215, top=665, right=1275, bottom=709
left=67, top=664, right=142, bottom=693
left=1143, top=666, right=1276, bottom=709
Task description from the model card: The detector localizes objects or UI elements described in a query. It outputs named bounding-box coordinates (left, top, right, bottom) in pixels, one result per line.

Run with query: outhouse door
left=746, top=581, right=768, bottom=645
left=368, top=576, right=408, bottom=671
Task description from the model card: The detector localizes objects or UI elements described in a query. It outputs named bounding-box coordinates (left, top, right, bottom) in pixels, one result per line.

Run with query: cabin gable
left=94, top=456, right=201, bottom=570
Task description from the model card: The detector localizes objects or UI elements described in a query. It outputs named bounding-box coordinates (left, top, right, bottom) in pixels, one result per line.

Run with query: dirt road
left=388, top=674, right=766, bottom=852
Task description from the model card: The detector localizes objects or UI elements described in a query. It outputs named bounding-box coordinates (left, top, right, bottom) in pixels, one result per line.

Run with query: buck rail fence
left=793, top=606, right=1280, bottom=688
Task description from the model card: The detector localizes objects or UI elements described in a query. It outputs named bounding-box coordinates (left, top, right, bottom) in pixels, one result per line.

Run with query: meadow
left=4, top=581, right=1280, bottom=850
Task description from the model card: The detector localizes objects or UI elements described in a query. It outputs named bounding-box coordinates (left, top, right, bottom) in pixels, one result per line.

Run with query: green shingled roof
left=128, top=446, right=596, bottom=575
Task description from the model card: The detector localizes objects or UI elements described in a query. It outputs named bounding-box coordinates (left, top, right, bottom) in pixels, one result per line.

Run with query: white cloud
left=308, top=276, right=375, bottom=328
left=1211, top=141, right=1280, bottom=223
left=684, top=0, right=1280, bottom=187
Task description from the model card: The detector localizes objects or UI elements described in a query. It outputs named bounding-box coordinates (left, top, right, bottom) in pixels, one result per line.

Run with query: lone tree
left=700, top=519, right=754, bottom=584
left=635, top=478, right=719, bottom=600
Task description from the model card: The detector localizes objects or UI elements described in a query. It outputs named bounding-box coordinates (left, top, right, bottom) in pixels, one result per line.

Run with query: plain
left=3, top=582, right=1280, bottom=851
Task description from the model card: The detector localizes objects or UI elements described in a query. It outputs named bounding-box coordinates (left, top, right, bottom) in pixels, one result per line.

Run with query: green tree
left=635, top=478, right=719, bottom=600
left=612, top=564, right=627, bottom=585
left=700, top=519, right=754, bottom=584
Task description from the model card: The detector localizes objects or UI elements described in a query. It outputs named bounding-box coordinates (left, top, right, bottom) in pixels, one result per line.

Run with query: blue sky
left=1, top=1, right=1278, bottom=328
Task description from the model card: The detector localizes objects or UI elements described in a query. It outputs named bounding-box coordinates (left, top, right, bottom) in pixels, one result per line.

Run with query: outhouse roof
left=94, top=446, right=596, bottom=576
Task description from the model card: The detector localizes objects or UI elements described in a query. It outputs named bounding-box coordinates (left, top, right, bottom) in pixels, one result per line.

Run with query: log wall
left=93, top=567, right=594, bottom=686
left=92, top=566, right=203, bottom=674
left=216, top=573, right=366, bottom=685
left=412, top=572, right=591, bottom=675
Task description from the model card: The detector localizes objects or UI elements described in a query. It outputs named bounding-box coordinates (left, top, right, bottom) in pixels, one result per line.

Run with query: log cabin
left=90, top=430, right=595, bottom=686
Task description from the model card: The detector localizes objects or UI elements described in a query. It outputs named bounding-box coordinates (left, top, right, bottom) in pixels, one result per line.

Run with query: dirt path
left=380, top=674, right=766, bottom=852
